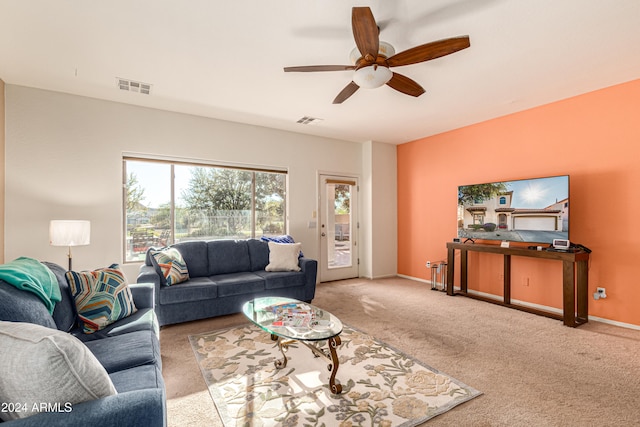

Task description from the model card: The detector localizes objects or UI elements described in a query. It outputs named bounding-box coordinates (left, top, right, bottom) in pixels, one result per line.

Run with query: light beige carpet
left=188, top=323, right=481, bottom=426
left=161, top=277, right=640, bottom=426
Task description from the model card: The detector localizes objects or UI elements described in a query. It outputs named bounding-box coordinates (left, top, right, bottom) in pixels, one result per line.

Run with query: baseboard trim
left=399, top=274, right=640, bottom=331
left=370, top=273, right=398, bottom=280
left=397, top=274, right=429, bottom=284
left=587, top=315, right=640, bottom=331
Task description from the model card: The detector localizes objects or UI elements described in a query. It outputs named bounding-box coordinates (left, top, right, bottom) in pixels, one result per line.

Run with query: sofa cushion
left=72, top=307, right=159, bottom=342
left=255, top=270, right=306, bottom=290
left=210, top=272, right=265, bottom=297
left=158, top=276, right=218, bottom=305
left=0, top=321, right=117, bottom=421
left=150, top=247, right=189, bottom=286
left=0, top=280, right=57, bottom=329
left=208, top=240, right=251, bottom=275
left=84, top=330, right=161, bottom=374
left=109, top=364, right=164, bottom=393
left=66, top=264, right=138, bottom=334
left=266, top=242, right=302, bottom=272
left=43, top=261, right=77, bottom=332
left=247, top=238, right=270, bottom=271
left=173, top=241, right=210, bottom=277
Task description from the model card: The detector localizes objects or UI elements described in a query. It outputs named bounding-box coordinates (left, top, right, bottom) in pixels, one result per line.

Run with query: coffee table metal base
left=271, top=334, right=343, bottom=395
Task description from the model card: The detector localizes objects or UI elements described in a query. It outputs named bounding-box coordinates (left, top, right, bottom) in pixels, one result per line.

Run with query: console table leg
left=576, top=260, right=589, bottom=323
left=446, top=247, right=455, bottom=296
left=562, top=261, right=576, bottom=327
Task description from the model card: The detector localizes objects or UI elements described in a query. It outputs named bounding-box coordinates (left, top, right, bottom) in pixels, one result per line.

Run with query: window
left=499, top=196, right=506, bottom=205
left=123, top=158, right=287, bottom=262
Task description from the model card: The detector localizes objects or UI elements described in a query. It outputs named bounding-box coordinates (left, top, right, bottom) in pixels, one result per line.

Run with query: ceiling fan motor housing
left=349, top=41, right=395, bottom=65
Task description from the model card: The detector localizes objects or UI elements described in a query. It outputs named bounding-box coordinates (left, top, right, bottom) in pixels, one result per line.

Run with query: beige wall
left=4, top=85, right=397, bottom=280
left=0, top=79, right=4, bottom=263
left=361, top=141, right=397, bottom=279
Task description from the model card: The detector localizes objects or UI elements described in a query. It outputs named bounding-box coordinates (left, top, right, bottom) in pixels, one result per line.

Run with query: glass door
left=319, top=175, right=358, bottom=282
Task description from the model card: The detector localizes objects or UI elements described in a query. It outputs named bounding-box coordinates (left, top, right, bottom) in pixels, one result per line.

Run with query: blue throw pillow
left=261, top=235, right=304, bottom=257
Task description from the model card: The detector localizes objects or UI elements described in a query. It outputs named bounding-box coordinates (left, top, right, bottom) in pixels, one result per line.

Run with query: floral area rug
left=189, top=324, right=481, bottom=426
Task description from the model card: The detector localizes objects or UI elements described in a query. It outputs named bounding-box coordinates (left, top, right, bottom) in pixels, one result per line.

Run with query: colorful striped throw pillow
left=66, top=264, right=137, bottom=334
left=150, top=247, right=189, bottom=286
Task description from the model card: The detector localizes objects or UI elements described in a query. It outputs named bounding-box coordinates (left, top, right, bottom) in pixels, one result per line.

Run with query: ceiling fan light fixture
left=284, top=7, right=470, bottom=103
left=353, top=65, right=392, bottom=89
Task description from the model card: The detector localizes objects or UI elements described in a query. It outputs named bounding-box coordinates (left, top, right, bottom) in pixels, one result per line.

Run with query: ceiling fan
left=284, top=6, right=470, bottom=104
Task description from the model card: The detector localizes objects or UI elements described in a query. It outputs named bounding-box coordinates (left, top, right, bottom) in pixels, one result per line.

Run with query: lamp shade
left=49, top=220, right=91, bottom=247
left=352, top=65, right=393, bottom=89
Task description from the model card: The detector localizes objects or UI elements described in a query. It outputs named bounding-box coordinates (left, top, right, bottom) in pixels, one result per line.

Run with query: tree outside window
left=124, top=160, right=286, bottom=262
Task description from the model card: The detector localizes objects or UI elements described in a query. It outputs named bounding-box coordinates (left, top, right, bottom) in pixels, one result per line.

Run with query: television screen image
left=457, top=175, right=569, bottom=244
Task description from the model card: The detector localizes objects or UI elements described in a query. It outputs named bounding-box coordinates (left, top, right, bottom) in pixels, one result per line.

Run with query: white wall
left=361, top=141, right=397, bottom=279
left=0, top=79, right=5, bottom=264
left=5, top=85, right=398, bottom=280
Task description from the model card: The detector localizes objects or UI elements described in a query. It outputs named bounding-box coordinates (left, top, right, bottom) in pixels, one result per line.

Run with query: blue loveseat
left=137, top=238, right=317, bottom=326
left=0, top=262, right=165, bottom=427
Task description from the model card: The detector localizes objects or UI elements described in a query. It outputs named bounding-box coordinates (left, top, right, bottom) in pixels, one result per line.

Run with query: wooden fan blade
left=284, top=65, right=356, bottom=72
left=387, top=36, right=470, bottom=67
left=333, top=81, right=360, bottom=104
left=386, top=73, right=425, bottom=97
left=352, top=7, right=379, bottom=62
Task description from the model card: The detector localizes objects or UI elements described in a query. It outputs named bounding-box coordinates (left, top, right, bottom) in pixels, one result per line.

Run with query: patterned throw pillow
left=150, top=247, right=189, bottom=286
left=66, top=264, right=137, bottom=334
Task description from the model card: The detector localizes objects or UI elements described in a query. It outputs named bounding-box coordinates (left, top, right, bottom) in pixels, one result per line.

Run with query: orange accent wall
left=398, top=78, right=640, bottom=327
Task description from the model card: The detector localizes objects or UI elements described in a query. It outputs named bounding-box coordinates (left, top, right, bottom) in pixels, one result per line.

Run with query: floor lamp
left=49, top=220, right=91, bottom=271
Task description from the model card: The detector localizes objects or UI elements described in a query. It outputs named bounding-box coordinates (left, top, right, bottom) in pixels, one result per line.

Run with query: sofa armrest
left=298, top=257, right=318, bottom=301
left=137, top=265, right=162, bottom=287
left=298, top=257, right=317, bottom=273
left=128, top=282, right=155, bottom=310
left=2, top=389, right=166, bottom=427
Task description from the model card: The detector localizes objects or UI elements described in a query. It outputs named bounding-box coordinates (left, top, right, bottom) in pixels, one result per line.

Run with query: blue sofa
left=137, top=239, right=317, bottom=326
left=0, top=262, right=165, bottom=427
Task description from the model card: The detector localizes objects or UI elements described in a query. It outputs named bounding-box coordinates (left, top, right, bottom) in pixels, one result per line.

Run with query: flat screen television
left=457, top=175, right=569, bottom=244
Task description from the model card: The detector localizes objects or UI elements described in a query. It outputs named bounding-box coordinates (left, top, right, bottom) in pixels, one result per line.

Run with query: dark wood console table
left=446, top=242, right=590, bottom=327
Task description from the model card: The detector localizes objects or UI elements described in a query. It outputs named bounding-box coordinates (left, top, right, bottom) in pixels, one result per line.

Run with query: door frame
left=317, top=172, right=359, bottom=282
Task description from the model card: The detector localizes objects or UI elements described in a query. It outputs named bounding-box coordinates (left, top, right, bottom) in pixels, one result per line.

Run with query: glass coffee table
left=242, top=296, right=344, bottom=394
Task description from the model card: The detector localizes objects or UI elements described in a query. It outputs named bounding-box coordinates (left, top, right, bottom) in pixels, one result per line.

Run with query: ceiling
left=2, top=0, right=640, bottom=145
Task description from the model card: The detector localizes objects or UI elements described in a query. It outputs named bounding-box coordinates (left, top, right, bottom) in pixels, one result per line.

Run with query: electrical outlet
left=594, top=287, right=607, bottom=300
left=426, top=261, right=431, bottom=268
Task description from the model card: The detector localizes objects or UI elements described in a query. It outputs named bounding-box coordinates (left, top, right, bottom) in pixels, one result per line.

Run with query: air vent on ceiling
left=296, top=116, right=324, bottom=125
left=117, top=78, right=152, bottom=95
